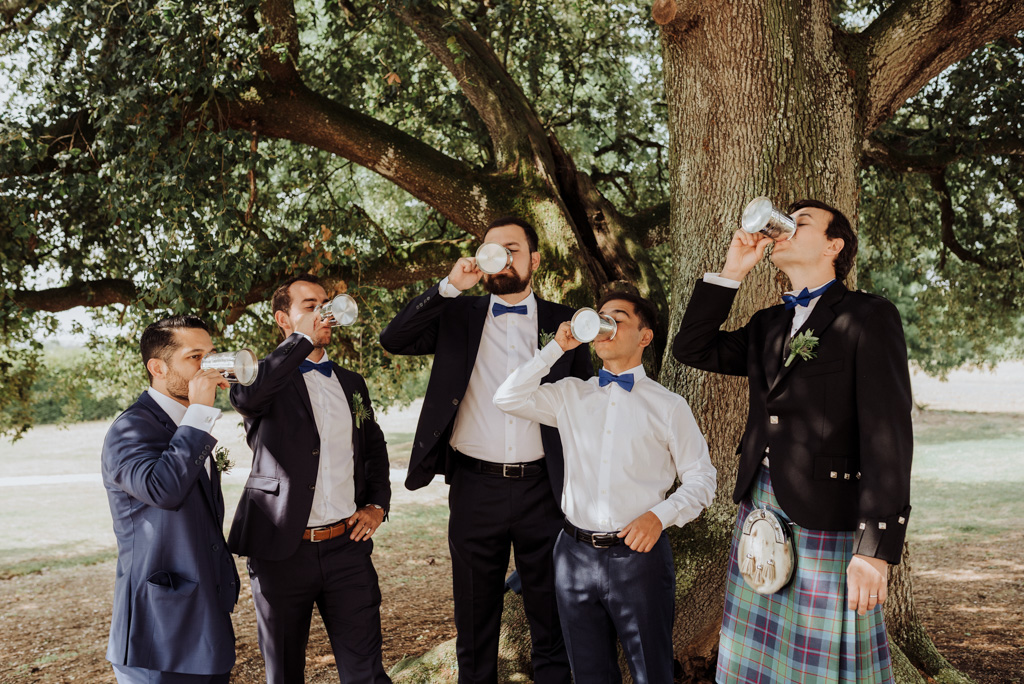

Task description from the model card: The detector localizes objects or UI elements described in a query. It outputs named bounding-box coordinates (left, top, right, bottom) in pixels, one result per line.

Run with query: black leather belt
left=459, top=453, right=546, bottom=478
left=563, top=519, right=623, bottom=548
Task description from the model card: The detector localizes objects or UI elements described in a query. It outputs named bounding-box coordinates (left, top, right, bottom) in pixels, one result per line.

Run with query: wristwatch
left=367, top=504, right=384, bottom=511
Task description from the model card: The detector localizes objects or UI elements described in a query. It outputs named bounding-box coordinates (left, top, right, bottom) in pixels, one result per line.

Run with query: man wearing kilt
left=673, top=199, right=913, bottom=683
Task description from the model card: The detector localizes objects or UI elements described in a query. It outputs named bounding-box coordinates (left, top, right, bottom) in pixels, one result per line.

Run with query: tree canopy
left=0, top=1, right=1021, bottom=428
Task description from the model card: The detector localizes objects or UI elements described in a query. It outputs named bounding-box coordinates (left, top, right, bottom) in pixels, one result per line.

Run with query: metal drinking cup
left=475, top=242, right=513, bottom=275
left=319, top=294, right=358, bottom=327
left=741, top=196, right=797, bottom=240
left=201, top=349, right=259, bottom=386
left=570, top=307, right=617, bottom=344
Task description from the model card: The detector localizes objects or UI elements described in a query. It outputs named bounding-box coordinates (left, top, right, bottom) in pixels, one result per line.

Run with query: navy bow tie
left=598, top=369, right=635, bottom=392
left=299, top=359, right=332, bottom=378
left=782, top=281, right=834, bottom=310
left=492, top=302, right=528, bottom=317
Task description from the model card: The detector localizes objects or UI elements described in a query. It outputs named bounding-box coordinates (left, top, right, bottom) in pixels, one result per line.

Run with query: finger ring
left=869, top=594, right=878, bottom=598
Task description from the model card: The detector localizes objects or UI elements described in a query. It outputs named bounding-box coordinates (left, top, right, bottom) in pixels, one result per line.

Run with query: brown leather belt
left=562, top=519, right=623, bottom=548
left=303, top=520, right=348, bottom=543
left=459, top=453, right=546, bottom=478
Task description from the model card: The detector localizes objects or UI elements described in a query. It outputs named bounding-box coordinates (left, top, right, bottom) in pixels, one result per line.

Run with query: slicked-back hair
left=140, top=315, right=210, bottom=383
left=485, top=217, right=539, bottom=253
left=788, top=199, right=858, bottom=283
left=271, top=274, right=323, bottom=317
left=597, top=291, right=658, bottom=332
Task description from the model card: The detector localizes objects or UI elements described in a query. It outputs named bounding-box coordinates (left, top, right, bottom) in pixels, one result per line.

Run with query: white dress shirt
left=146, top=387, right=221, bottom=476
left=703, top=273, right=835, bottom=337
left=440, top=277, right=545, bottom=464
left=299, top=353, right=357, bottom=527
left=493, top=342, right=717, bottom=531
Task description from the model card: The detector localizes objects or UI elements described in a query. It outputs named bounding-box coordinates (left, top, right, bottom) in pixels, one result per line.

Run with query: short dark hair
left=788, top=199, right=858, bottom=283
left=485, top=217, right=539, bottom=253
left=140, top=315, right=210, bottom=383
left=596, top=291, right=658, bottom=332
left=271, top=274, right=323, bottom=317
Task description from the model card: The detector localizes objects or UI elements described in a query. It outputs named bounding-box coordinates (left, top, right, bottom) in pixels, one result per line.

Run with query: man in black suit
left=380, top=217, right=592, bottom=684
left=229, top=275, right=392, bottom=684
left=673, top=200, right=912, bottom=682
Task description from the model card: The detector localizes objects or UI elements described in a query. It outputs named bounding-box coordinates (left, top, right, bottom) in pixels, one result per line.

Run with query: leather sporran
left=737, top=507, right=795, bottom=594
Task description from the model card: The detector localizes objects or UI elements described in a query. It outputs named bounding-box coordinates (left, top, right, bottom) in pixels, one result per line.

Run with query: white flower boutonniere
left=785, top=329, right=820, bottom=367
left=352, top=392, right=371, bottom=429
left=213, top=446, right=233, bottom=474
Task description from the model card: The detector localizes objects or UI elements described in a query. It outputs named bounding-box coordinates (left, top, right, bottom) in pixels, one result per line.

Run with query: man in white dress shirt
left=494, top=291, right=716, bottom=684
left=102, top=315, right=238, bottom=683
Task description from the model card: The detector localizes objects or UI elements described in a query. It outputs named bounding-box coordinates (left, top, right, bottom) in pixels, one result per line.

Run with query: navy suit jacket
left=228, top=333, right=392, bottom=561
left=673, top=280, right=913, bottom=563
left=101, top=392, right=238, bottom=675
left=379, top=283, right=593, bottom=501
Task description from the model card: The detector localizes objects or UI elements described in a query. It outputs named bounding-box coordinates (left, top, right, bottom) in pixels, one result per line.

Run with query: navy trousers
left=553, top=530, right=676, bottom=684
left=448, top=466, right=571, bottom=684
left=112, top=665, right=229, bottom=684
left=247, top=532, right=391, bottom=684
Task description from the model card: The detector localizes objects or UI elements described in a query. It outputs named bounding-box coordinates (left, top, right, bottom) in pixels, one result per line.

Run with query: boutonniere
left=785, top=329, right=819, bottom=367
left=352, top=392, right=371, bottom=429
left=539, top=330, right=556, bottom=349
left=213, top=446, right=234, bottom=474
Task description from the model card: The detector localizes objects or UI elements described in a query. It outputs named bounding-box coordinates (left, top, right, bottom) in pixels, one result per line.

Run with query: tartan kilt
left=716, top=465, right=894, bottom=684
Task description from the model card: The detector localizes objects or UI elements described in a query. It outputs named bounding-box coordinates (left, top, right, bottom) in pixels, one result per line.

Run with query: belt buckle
left=503, top=463, right=524, bottom=478
left=590, top=533, right=618, bottom=548
left=308, top=526, right=329, bottom=543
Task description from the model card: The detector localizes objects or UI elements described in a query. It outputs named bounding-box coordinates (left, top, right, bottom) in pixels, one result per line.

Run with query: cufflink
left=898, top=516, right=906, bottom=525
left=859, top=523, right=866, bottom=530
left=878, top=522, right=887, bottom=530
left=843, top=473, right=850, bottom=480
left=830, top=471, right=837, bottom=479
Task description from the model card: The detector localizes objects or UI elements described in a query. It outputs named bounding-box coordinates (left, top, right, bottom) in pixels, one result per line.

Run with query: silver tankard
left=475, top=242, right=513, bottom=275
left=318, top=294, right=358, bottom=327
left=201, top=349, right=259, bottom=386
left=570, top=307, right=617, bottom=343
left=741, top=196, right=796, bottom=240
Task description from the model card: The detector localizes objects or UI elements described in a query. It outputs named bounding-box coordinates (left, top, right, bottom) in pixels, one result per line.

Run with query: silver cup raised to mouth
left=741, top=196, right=796, bottom=240
left=319, top=294, right=358, bottom=327
left=201, top=349, right=259, bottom=386
left=475, top=242, right=513, bottom=275
left=570, top=307, right=617, bottom=343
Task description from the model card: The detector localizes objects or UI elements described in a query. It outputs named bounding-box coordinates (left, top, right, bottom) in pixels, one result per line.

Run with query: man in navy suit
left=102, top=315, right=239, bottom=684
left=380, top=218, right=593, bottom=684
left=229, top=275, right=392, bottom=684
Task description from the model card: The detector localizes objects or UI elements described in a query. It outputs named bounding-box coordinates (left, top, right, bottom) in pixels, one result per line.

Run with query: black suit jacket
left=227, top=334, right=392, bottom=561
left=673, top=280, right=913, bottom=564
left=379, top=283, right=593, bottom=500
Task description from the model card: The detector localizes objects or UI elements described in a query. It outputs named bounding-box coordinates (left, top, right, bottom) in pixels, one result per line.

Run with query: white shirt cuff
left=181, top=404, right=222, bottom=435
left=703, top=273, right=742, bottom=289
left=540, top=339, right=565, bottom=366
left=438, top=276, right=462, bottom=298
left=649, top=501, right=675, bottom=530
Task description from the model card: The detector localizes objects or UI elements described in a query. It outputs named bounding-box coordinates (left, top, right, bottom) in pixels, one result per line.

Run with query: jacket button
left=312, top=449, right=320, bottom=456
left=212, top=544, right=219, bottom=551
left=452, top=398, right=459, bottom=406
left=194, top=459, right=203, bottom=466
left=769, top=416, right=779, bottom=424
left=433, top=430, right=441, bottom=437
left=309, top=484, right=315, bottom=491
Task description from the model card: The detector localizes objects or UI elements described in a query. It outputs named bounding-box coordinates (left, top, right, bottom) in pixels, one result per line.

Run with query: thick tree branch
left=389, top=1, right=552, bottom=172
left=930, top=170, right=987, bottom=269
left=6, top=279, right=137, bottom=312
left=628, top=202, right=671, bottom=249
left=863, top=134, right=1024, bottom=173
left=855, top=0, right=1024, bottom=133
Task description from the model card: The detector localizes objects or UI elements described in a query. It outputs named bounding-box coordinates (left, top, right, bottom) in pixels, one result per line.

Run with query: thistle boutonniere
left=352, top=392, right=371, bottom=429
left=785, top=329, right=819, bottom=367
left=539, top=330, right=556, bottom=349
left=213, top=446, right=233, bottom=474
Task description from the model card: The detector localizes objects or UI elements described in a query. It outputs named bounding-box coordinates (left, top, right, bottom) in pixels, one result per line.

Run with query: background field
left=1, top=365, right=1022, bottom=682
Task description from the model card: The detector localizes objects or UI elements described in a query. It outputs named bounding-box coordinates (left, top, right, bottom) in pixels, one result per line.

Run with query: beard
left=164, top=365, right=191, bottom=402
left=483, top=264, right=532, bottom=296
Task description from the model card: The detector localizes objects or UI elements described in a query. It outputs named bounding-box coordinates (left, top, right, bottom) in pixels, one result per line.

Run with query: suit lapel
left=466, top=296, right=489, bottom=380
left=291, top=371, right=317, bottom=426
left=769, top=282, right=846, bottom=394
left=536, top=296, right=558, bottom=347
left=332, top=364, right=358, bottom=445
left=762, top=307, right=791, bottom=387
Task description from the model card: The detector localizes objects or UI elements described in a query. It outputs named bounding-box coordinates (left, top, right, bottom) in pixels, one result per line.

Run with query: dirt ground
left=1, top=521, right=1021, bottom=683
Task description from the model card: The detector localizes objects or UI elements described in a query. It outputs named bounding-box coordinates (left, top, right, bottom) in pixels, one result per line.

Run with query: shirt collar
left=784, top=278, right=835, bottom=298
left=488, top=291, right=537, bottom=319
left=147, top=387, right=188, bottom=427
